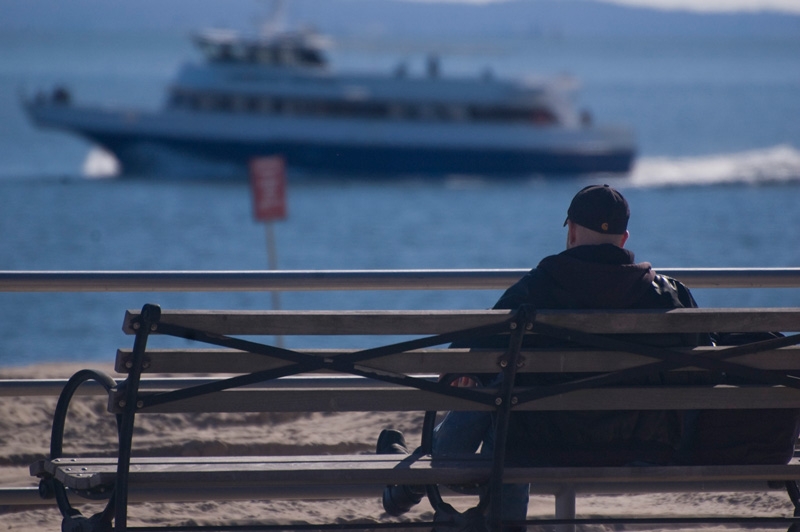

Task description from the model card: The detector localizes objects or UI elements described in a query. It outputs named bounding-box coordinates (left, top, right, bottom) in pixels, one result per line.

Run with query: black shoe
left=377, top=428, right=410, bottom=455
left=383, top=483, right=425, bottom=516
left=377, top=429, right=424, bottom=516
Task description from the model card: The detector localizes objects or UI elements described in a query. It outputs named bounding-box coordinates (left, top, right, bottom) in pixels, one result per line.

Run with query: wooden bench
left=30, top=303, right=800, bottom=532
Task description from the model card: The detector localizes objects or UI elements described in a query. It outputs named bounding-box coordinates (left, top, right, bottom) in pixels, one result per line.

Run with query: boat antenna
left=259, top=0, right=287, bottom=37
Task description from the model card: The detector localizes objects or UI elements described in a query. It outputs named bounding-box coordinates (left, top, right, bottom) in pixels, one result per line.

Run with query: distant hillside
left=2, top=0, right=799, bottom=38
left=287, top=0, right=800, bottom=39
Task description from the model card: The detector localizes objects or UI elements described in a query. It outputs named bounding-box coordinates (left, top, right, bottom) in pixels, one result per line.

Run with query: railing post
left=555, top=485, right=577, bottom=532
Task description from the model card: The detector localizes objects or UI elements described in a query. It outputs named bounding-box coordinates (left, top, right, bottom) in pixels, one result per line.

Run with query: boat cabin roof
left=193, top=28, right=328, bottom=68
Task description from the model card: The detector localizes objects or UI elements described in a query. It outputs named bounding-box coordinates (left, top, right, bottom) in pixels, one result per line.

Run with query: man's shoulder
left=650, top=273, right=699, bottom=309
left=493, top=267, right=553, bottom=310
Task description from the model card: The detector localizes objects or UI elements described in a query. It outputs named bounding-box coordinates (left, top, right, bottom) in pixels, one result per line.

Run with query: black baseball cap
left=563, top=184, right=629, bottom=234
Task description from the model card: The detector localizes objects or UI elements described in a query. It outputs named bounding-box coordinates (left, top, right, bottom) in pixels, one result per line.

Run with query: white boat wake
left=83, top=143, right=800, bottom=187
left=628, top=144, right=800, bottom=188
left=83, top=147, right=120, bottom=178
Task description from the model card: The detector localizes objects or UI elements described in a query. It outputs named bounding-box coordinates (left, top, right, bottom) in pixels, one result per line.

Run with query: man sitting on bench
left=379, top=184, right=709, bottom=523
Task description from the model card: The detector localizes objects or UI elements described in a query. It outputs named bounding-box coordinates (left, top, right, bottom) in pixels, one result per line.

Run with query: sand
left=0, top=363, right=796, bottom=531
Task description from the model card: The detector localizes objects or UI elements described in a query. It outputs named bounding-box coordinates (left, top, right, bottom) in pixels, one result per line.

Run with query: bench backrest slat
left=115, top=346, right=800, bottom=375
left=123, top=309, right=514, bottom=336
left=534, top=308, right=800, bottom=334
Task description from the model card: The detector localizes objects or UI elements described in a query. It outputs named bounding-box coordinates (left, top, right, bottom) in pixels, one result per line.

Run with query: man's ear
left=619, top=230, right=630, bottom=248
left=566, top=221, right=577, bottom=249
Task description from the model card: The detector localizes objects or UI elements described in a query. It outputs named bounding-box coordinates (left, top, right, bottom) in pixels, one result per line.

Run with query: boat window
left=217, top=95, right=234, bottom=112
left=296, top=48, right=325, bottom=66
left=257, top=98, right=272, bottom=113
left=530, top=108, right=557, bottom=125
left=232, top=96, right=248, bottom=113
left=469, top=105, right=557, bottom=125
left=450, top=106, right=468, bottom=121
left=403, top=105, right=420, bottom=120
left=170, top=88, right=557, bottom=125
left=418, top=105, right=436, bottom=120
left=243, top=46, right=259, bottom=64
left=217, top=45, right=234, bottom=62
left=279, top=48, right=294, bottom=65
left=435, top=105, right=453, bottom=120
left=255, top=48, right=275, bottom=65
left=168, top=90, right=185, bottom=108
left=388, top=104, right=404, bottom=119
left=245, top=97, right=260, bottom=113
left=254, top=49, right=267, bottom=63
left=198, top=95, right=215, bottom=111
left=181, top=94, right=193, bottom=109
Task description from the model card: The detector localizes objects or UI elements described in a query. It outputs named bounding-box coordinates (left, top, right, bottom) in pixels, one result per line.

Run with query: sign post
left=249, top=156, right=288, bottom=342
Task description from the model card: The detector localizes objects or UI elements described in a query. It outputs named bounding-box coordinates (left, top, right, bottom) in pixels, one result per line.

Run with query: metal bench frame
left=32, top=303, right=800, bottom=532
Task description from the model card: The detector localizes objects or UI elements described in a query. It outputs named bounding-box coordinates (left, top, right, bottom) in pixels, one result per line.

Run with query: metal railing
left=2, top=268, right=800, bottom=292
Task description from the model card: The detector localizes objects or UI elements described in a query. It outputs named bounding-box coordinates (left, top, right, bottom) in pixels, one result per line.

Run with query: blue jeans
left=432, top=410, right=530, bottom=522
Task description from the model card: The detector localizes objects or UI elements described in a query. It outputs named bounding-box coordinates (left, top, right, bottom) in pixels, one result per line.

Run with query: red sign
left=249, top=156, right=287, bottom=221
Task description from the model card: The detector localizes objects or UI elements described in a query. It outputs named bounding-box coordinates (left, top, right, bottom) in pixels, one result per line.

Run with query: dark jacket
left=495, top=244, right=697, bottom=312
left=498, top=244, right=702, bottom=466
left=495, top=244, right=800, bottom=466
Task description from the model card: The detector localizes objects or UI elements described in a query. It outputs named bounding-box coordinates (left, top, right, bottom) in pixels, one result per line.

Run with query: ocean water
left=1, top=9, right=799, bottom=367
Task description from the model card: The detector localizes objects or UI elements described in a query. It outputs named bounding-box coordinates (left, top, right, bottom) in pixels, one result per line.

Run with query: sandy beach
left=1, top=362, right=796, bottom=531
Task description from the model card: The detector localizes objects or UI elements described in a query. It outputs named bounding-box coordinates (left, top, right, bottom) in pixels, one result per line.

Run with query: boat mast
left=260, top=0, right=287, bottom=37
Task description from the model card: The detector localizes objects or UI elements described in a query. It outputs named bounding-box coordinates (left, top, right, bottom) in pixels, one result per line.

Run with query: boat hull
left=26, top=103, right=636, bottom=179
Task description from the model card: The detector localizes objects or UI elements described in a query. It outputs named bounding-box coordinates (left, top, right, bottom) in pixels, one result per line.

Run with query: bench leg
left=555, top=486, right=576, bottom=532
left=114, top=304, right=161, bottom=532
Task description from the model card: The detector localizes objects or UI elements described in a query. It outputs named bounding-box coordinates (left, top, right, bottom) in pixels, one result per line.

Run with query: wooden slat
left=123, top=308, right=800, bottom=337
left=130, top=385, right=800, bottom=414
left=36, top=455, right=800, bottom=494
left=116, top=346, right=800, bottom=375
left=508, top=462, right=800, bottom=484
left=42, top=455, right=491, bottom=492
left=115, top=348, right=505, bottom=375
left=533, top=307, right=800, bottom=334
left=123, top=309, right=515, bottom=336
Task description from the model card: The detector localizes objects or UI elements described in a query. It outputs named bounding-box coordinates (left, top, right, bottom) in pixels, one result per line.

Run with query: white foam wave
left=628, top=144, right=800, bottom=188
left=80, top=144, right=800, bottom=186
left=82, top=147, right=120, bottom=179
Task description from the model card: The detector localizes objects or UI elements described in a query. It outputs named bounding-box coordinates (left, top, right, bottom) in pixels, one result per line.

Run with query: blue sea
left=1, top=2, right=799, bottom=367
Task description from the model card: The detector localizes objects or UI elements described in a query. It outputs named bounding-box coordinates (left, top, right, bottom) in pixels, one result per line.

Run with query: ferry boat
left=24, top=25, right=636, bottom=179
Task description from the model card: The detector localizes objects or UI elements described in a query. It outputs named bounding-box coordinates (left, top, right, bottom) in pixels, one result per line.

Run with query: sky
left=421, top=0, right=800, bottom=14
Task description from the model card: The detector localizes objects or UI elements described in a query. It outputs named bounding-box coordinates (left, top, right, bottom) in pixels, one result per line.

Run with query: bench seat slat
left=36, top=455, right=491, bottom=491
left=129, top=386, right=800, bottom=413
left=33, top=455, right=800, bottom=494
